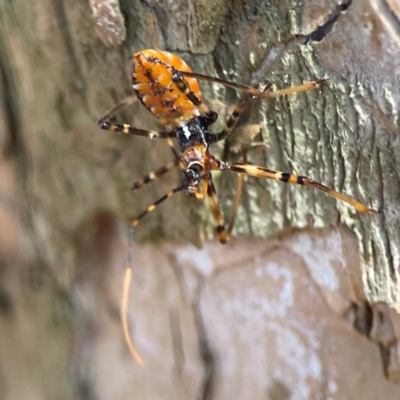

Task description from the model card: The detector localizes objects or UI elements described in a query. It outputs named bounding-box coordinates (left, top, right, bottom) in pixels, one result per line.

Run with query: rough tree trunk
left=0, top=0, right=400, bottom=399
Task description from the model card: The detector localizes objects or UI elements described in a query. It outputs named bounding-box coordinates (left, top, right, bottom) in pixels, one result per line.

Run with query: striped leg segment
left=179, top=71, right=325, bottom=99
left=206, top=177, right=228, bottom=244
left=179, top=70, right=265, bottom=95
left=208, top=84, right=272, bottom=144
left=130, top=160, right=180, bottom=190
left=207, top=94, right=257, bottom=143
left=193, top=77, right=324, bottom=144
left=131, top=184, right=187, bottom=227
left=98, top=96, right=175, bottom=139
left=261, top=80, right=326, bottom=99
left=224, top=163, right=379, bottom=213
left=98, top=118, right=175, bottom=139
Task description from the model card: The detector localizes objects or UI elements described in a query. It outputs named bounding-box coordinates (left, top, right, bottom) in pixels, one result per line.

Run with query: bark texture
left=0, top=0, right=400, bottom=399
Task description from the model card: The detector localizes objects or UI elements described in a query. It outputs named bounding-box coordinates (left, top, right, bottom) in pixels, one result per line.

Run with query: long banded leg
left=179, top=70, right=269, bottom=95
left=183, top=72, right=323, bottom=145
left=131, top=184, right=187, bottom=227
left=223, top=163, right=379, bottom=213
left=130, top=160, right=180, bottom=190
left=261, top=80, right=325, bottom=99
left=98, top=96, right=175, bottom=139
left=179, top=70, right=325, bottom=99
left=207, top=93, right=259, bottom=144
left=207, top=83, right=272, bottom=144
left=98, top=118, right=175, bottom=139
left=206, top=177, right=228, bottom=244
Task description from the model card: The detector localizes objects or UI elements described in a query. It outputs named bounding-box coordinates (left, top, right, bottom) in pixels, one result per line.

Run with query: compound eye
left=188, top=162, right=204, bottom=174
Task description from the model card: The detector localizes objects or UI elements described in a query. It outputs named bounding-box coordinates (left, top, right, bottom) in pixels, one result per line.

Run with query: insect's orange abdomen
left=132, top=49, right=204, bottom=127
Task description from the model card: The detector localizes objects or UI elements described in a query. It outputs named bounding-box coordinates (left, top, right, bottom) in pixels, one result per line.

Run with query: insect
left=99, top=49, right=378, bottom=241
left=98, top=49, right=378, bottom=364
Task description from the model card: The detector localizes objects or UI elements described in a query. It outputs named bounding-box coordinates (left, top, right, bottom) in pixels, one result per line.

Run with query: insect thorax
left=176, top=117, right=212, bottom=152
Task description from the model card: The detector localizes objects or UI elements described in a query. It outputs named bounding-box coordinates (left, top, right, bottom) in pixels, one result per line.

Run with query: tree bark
left=0, top=0, right=400, bottom=399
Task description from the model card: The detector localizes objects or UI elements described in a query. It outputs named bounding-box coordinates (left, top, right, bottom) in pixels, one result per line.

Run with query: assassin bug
left=98, top=49, right=378, bottom=363
left=98, top=49, right=377, bottom=241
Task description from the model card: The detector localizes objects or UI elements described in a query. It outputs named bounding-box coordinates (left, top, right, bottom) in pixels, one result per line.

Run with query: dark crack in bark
left=0, top=35, right=23, bottom=159
left=169, top=307, right=185, bottom=376
left=0, top=283, right=13, bottom=317
left=304, top=0, right=353, bottom=44
left=168, top=253, right=217, bottom=400
left=375, top=148, right=396, bottom=284
left=192, top=290, right=217, bottom=400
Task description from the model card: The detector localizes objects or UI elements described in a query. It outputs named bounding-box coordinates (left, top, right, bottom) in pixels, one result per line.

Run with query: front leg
left=98, top=117, right=175, bottom=139
left=98, top=96, right=176, bottom=139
